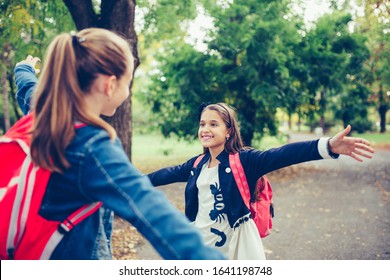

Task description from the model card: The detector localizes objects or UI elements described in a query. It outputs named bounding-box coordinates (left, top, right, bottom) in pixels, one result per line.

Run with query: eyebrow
left=200, top=119, right=220, bottom=123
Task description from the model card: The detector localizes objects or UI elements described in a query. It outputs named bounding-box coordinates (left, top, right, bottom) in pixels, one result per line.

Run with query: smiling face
left=198, top=109, right=230, bottom=154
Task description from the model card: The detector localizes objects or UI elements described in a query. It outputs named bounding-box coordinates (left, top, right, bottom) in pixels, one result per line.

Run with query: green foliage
left=136, top=0, right=198, bottom=44
left=301, top=10, right=371, bottom=130
left=145, top=43, right=223, bottom=141
left=141, top=0, right=379, bottom=145
left=354, top=0, right=390, bottom=133
left=1, top=0, right=75, bottom=62
left=145, top=0, right=305, bottom=146
left=2, top=0, right=387, bottom=139
left=0, top=0, right=75, bottom=131
left=349, top=117, right=374, bottom=133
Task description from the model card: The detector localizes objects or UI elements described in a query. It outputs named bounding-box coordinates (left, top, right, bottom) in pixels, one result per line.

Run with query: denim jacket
left=14, top=64, right=225, bottom=260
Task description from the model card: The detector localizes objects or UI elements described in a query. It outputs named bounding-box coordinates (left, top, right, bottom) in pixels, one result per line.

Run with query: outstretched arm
left=329, top=125, right=375, bottom=162
left=14, top=55, right=40, bottom=115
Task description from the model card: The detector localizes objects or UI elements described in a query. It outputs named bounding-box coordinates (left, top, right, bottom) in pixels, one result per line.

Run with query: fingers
left=350, top=153, right=363, bottom=162
left=355, top=142, right=375, bottom=154
left=26, top=55, right=40, bottom=63
left=353, top=147, right=374, bottom=159
left=346, top=140, right=375, bottom=162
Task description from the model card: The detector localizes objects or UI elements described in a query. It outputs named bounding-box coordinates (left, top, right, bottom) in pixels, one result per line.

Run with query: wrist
left=327, top=138, right=339, bottom=159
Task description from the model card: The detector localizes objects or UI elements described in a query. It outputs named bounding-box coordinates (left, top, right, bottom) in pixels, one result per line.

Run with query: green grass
left=353, top=131, right=390, bottom=146
left=132, top=133, right=202, bottom=173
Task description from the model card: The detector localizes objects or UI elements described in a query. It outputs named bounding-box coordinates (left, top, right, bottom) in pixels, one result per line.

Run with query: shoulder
left=72, top=126, right=123, bottom=156
left=237, top=147, right=261, bottom=162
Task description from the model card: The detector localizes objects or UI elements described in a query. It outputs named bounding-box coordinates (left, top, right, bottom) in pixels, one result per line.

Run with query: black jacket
left=148, top=140, right=323, bottom=228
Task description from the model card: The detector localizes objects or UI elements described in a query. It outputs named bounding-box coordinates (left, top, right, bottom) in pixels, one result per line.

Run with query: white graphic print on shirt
left=193, top=161, right=266, bottom=260
left=194, top=162, right=232, bottom=256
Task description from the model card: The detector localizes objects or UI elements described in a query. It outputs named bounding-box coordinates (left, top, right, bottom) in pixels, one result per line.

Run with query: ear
left=104, top=75, right=118, bottom=99
left=226, top=128, right=232, bottom=138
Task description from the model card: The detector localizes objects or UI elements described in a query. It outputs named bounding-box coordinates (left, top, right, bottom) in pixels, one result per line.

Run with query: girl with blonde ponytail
left=13, top=28, right=225, bottom=260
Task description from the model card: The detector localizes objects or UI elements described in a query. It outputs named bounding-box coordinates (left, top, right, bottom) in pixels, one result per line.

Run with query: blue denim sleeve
left=14, top=64, right=37, bottom=115
left=80, top=133, right=225, bottom=260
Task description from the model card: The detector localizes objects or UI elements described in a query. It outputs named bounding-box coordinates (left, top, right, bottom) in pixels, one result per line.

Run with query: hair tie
left=70, top=31, right=86, bottom=46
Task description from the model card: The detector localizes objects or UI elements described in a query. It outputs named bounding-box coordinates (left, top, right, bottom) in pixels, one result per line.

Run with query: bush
left=349, top=118, right=374, bottom=133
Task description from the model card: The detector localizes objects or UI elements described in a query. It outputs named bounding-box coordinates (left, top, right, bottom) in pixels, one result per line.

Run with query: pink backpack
left=194, top=153, right=273, bottom=238
left=0, top=114, right=102, bottom=259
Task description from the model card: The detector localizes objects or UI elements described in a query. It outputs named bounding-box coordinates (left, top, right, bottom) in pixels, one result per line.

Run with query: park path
left=113, top=132, right=390, bottom=260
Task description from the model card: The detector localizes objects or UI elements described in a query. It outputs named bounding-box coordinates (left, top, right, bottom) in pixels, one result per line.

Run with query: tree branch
left=62, top=0, right=98, bottom=30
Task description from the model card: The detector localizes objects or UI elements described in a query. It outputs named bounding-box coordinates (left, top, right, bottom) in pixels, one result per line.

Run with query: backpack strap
left=229, top=153, right=251, bottom=209
left=40, top=201, right=102, bottom=259
left=193, top=154, right=205, bottom=168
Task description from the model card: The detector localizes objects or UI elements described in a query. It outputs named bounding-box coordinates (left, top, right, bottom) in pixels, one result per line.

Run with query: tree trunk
left=2, top=65, right=10, bottom=132
left=319, top=89, right=326, bottom=131
left=1, top=42, right=13, bottom=132
left=63, top=0, right=139, bottom=160
left=379, top=104, right=387, bottom=133
left=378, top=84, right=387, bottom=133
left=288, top=113, right=292, bottom=130
left=8, top=73, right=21, bottom=120
left=297, top=109, right=302, bottom=132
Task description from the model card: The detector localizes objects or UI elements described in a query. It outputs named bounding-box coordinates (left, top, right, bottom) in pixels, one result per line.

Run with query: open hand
left=329, top=125, right=375, bottom=162
left=16, top=55, right=41, bottom=74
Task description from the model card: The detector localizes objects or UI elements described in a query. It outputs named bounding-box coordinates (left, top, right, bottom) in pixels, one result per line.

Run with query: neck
left=83, top=94, right=104, bottom=117
left=208, top=146, right=224, bottom=160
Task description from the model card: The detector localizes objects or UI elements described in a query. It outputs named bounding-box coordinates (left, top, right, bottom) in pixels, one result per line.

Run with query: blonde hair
left=31, top=28, right=134, bottom=173
left=200, top=103, right=244, bottom=154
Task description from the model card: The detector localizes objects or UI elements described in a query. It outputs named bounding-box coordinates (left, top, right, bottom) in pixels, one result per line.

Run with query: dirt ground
left=111, top=134, right=390, bottom=260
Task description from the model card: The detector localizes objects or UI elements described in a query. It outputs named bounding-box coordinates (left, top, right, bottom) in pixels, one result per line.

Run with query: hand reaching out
left=16, top=55, right=41, bottom=74
left=329, top=125, right=375, bottom=162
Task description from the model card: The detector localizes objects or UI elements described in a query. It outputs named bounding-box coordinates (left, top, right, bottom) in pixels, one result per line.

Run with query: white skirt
left=229, top=214, right=266, bottom=260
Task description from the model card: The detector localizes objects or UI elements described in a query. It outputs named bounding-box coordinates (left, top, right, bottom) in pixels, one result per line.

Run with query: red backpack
left=194, top=153, right=274, bottom=238
left=0, top=114, right=102, bottom=259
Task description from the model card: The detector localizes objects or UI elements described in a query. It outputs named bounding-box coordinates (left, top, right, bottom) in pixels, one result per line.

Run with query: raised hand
left=329, top=125, right=375, bottom=162
left=16, top=55, right=41, bottom=74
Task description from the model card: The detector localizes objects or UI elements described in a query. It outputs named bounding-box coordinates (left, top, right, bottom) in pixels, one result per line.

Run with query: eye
left=199, top=123, right=205, bottom=127
left=211, top=123, right=218, bottom=127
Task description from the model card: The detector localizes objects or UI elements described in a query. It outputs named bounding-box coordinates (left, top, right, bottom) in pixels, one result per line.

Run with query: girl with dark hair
left=148, top=102, right=374, bottom=259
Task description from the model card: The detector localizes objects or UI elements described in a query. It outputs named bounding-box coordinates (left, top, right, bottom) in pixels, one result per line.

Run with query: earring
left=226, top=136, right=230, bottom=141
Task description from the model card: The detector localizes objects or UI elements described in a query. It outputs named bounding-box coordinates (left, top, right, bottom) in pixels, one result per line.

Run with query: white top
left=193, top=160, right=266, bottom=260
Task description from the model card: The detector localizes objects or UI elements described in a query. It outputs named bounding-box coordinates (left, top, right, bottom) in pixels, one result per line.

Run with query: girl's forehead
left=200, top=109, right=223, bottom=121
